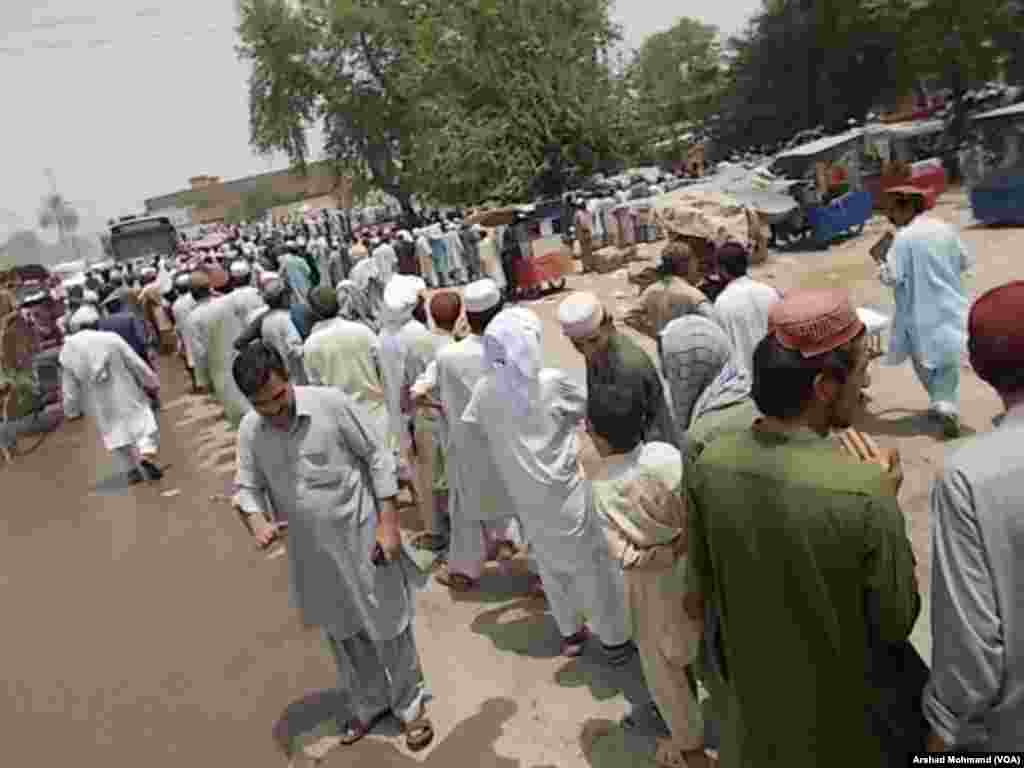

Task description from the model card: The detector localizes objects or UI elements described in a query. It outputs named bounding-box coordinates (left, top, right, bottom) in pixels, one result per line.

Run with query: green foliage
left=236, top=0, right=629, bottom=208
left=626, top=17, right=725, bottom=149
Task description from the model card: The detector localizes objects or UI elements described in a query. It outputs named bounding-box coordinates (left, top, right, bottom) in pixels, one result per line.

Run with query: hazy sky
left=1, top=1, right=759, bottom=242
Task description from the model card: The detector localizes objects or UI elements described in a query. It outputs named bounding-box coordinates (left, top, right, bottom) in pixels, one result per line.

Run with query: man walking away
left=61, top=306, right=163, bottom=483
left=877, top=186, right=972, bottom=438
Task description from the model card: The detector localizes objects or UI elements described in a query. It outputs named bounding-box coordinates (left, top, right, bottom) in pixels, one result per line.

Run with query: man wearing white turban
left=463, top=307, right=633, bottom=662
left=61, top=307, right=163, bottom=483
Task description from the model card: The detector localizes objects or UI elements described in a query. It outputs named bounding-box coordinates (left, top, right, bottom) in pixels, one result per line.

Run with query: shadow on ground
left=274, top=695, right=559, bottom=767
left=857, top=407, right=978, bottom=440
left=470, top=598, right=561, bottom=659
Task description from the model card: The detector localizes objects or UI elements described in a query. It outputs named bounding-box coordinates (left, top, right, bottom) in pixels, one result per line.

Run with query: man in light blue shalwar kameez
left=878, top=187, right=972, bottom=437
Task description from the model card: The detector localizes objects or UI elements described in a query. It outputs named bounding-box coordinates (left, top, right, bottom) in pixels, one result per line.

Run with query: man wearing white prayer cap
left=229, top=259, right=252, bottom=290
left=376, top=275, right=427, bottom=503
left=410, top=278, right=533, bottom=593
left=60, top=303, right=164, bottom=483
left=462, top=306, right=632, bottom=661
left=558, top=291, right=676, bottom=447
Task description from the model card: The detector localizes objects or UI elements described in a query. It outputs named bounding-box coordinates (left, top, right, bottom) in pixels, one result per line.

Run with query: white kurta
left=429, top=336, right=516, bottom=523
left=60, top=330, right=159, bottom=452
left=463, top=367, right=629, bottom=643
left=713, top=276, right=781, bottom=376
left=171, top=293, right=197, bottom=361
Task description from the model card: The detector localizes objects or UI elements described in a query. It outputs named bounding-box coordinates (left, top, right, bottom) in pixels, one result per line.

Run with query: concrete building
left=144, top=163, right=352, bottom=226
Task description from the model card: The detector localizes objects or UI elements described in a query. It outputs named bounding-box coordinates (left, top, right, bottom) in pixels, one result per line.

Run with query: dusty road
left=1, top=189, right=1019, bottom=766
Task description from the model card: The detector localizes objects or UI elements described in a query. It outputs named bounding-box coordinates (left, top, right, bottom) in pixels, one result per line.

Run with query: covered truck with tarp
left=969, top=102, right=1024, bottom=225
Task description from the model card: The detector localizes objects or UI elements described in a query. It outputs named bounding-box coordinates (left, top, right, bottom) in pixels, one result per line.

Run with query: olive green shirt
left=687, top=426, right=920, bottom=767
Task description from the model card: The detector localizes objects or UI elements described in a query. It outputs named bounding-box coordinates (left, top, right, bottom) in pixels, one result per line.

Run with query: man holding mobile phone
left=232, top=342, right=435, bottom=753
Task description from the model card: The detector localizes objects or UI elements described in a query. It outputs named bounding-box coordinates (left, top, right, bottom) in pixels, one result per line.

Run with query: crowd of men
left=56, top=186, right=1023, bottom=765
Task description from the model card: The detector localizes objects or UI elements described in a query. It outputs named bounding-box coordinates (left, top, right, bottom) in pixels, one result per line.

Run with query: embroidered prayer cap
left=557, top=291, right=605, bottom=339
left=768, top=288, right=864, bottom=358
left=968, top=281, right=1024, bottom=386
left=230, top=260, right=251, bottom=277
left=429, top=290, right=462, bottom=327
left=463, top=279, right=501, bottom=313
left=70, top=305, right=100, bottom=331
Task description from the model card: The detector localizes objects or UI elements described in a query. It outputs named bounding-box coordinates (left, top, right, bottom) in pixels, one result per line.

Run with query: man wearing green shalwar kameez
left=686, top=289, right=920, bottom=767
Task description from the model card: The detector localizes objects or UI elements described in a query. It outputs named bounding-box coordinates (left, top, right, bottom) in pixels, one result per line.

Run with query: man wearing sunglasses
left=232, top=342, right=435, bottom=753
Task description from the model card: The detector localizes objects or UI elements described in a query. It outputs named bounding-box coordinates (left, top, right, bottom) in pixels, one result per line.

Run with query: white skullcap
left=637, top=442, right=683, bottom=494
left=557, top=291, right=605, bottom=338
left=463, top=279, right=501, bottom=313
left=82, top=290, right=100, bottom=304
left=230, top=260, right=251, bottom=277
left=70, top=305, right=100, bottom=331
left=383, top=274, right=425, bottom=312
left=141, top=266, right=157, bottom=277
left=174, top=273, right=191, bottom=289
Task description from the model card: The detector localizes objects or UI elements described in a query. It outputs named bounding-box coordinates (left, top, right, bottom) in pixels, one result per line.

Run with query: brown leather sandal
left=403, top=717, right=435, bottom=752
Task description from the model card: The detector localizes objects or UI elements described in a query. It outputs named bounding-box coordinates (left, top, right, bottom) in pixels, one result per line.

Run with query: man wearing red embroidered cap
left=924, top=281, right=1024, bottom=753
left=686, top=288, right=922, bottom=767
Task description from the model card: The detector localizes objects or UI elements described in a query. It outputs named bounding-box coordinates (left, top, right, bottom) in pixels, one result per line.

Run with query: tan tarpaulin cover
left=652, top=189, right=767, bottom=264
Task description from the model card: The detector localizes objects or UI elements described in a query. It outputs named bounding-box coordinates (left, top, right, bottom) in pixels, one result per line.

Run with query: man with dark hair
left=626, top=240, right=715, bottom=339
left=686, top=288, right=922, bottom=767
left=712, top=241, right=780, bottom=376
left=877, top=186, right=972, bottom=439
left=923, top=281, right=1024, bottom=752
left=412, top=279, right=526, bottom=592
left=232, top=342, right=435, bottom=753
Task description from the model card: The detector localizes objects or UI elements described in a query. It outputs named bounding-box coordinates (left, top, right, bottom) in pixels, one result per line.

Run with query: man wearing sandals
left=232, top=342, right=435, bottom=753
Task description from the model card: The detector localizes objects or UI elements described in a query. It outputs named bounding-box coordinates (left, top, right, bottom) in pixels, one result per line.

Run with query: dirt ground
left=1, top=189, right=1019, bottom=767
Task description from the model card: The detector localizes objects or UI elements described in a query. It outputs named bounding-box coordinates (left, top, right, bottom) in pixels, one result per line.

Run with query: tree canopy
left=237, top=0, right=1024, bottom=206
left=237, top=0, right=628, bottom=211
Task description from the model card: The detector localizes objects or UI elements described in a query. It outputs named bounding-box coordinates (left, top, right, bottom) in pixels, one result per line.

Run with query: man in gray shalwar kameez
left=924, top=281, right=1024, bottom=752
left=232, top=342, right=435, bottom=752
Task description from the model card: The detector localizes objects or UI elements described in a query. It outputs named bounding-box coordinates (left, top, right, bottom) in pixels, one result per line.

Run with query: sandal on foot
left=403, top=717, right=435, bottom=752
left=561, top=627, right=590, bottom=657
left=339, top=710, right=389, bottom=746
left=434, top=564, right=477, bottom=591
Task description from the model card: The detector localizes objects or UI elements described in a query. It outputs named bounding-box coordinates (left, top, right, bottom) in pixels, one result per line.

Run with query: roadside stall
left=861, top=120, right=948, bottom=209
left=466, top=202, right=573, bottom=300
left=969, top=102, right=1024, bottom=226
left=770, top=130, right=874, bottom=247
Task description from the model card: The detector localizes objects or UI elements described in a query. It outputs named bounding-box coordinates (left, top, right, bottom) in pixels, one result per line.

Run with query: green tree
left=236, top=0, right=629, bottom=209
left=899, top=0, right=1017, bottom=145
left=627, top=17, right=725, bottom=148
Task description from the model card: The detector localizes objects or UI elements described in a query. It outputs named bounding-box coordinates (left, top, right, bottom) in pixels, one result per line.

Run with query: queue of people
left=56, top=188, right=1023, bottom=764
